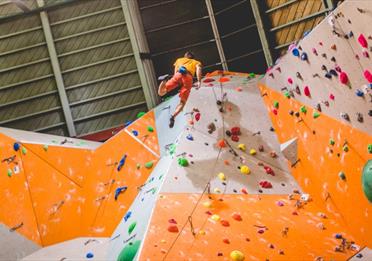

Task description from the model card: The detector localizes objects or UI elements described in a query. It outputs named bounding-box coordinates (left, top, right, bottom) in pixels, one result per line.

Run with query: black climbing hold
left=258, top=189, right=263, bottom=193
left=321, top=65, right=327, bottom=71
left=294, top=112, right=300, bottom=117
left=270, top=127, right=275, bottom=132
left=216, top=100, right=222, bottom=105
left=281, top=183, right=286, bottom=187
left=337, top=153, right=340, bottom=157
left=190, top=161, right=194, bottom=164
left=357, top=113, right=364, bottom=123
left=356, top=253, right=363, bottom=258
left=312, top=131, right=316, bottom=135
left=233, top=189, right=237, bottom=193
left=331, top=57, right=336, bottom=62
left=289, top=110, right=294, bottom=116
left=369, top=110, right=372, bottom=117
left=237, top=166, right=241, bottom=169
left=222, top=182, right=227, bottom=186
left=325, top=73, right=332, bottom=79
left=205, top=142, right=209, bottom=146
left=329, top=69, right=338, bottom=76
left=226, top=130, right=231, bottom=136
left=219, top=108, right=224, bottom=112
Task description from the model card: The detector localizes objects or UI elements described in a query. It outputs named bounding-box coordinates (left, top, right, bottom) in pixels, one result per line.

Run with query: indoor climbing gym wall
left=0, top=1, right=371, bottom=261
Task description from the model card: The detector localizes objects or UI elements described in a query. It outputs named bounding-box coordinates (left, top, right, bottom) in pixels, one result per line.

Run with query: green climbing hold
left=343, top=145, right=349, bottom=152
left=168, top=144, right=176, bottom=156
left=368, top=144, right=372, bottom=154
left=300, top=106, right=307, bottom=113
left=144, top=161, right=153, bottom=169
left=178, top=157, right=189, bottom=167
left=21, top=147, right=27, bottom=155
left=136, top=112, right=145, bottom=119
left=7, top=169, right=12, bottom=177
left=338, top=171, right=346, bottom=180
left=362, top=160, right=372, bottom=203
left=43, top=144, right=48, bottom=151
left=128, top=222, right=137, bottom=235
left=313, top=111, right=320, bottom=119
left=147, top=126, right=154, bottom=132
left=329, top=139, right=335, bottom=146
left=284, top=91, right=290, bottom=98
left=117, top=240, right=141, bottom=261
left=249, top=73, right=256, bottom=78
left=273, top=101, right=279, bottom=109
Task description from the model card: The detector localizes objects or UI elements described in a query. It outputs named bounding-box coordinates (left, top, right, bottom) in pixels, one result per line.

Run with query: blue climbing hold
left=325, top=73, right=332, bottom=79
left=115, top=186, right=128, bottom=201
left=329, top=69, right=338, bottom=76
left=355, top=89, right=364, bottom=97
left=301, top=52, right=308, bottom=61
left=292, top=48, right=300, bottom=57
left=13, top=142, right=20, bottom=152
left=186, top=134, right=194, bottom=141
left=117, top=154, right=127, bottom=171
left=335, top=233, right=343, bottom=239
left=124, top=211, right=132, bottom=222
left=132, top=130, right=138, bottom=136
left=124, top=121, right=133, bottom=127
left=86, top=252, right=94, bottom=259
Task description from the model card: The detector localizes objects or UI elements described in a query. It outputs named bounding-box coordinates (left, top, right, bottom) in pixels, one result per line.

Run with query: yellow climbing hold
left=199, top=230, right=206, bottom=235
left=218, top=172, right=226, bottom=181
left=211, top=214, right=220, bottom=221
left=160, top=239, right=166, bottom=244
left=237, top=144, right=246, bottom=152
left=249, top=149, right=256, bottom=155
left=214, top=187, right=221, bottom=193
left=230, top=250, right=245, bottom=261
left=240, top=165, right=250, bottom=175
left=203, top=201, right=212, bottom=208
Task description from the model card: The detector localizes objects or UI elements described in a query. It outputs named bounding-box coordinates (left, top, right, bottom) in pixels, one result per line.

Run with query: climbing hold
left=335, top=233, right=343, bottom=239
left=300, top=52, right=308, bottom=61
left=207, top=122, right=216, bottom=134
left=276, top=201, right=285, bottom=207
left=249, top=149, right=256, bottom=155
left=241, top=188, right=248, bottom=194
left=115, top=186, right=128, bottom=201
left=264, top=166, right=275, bottom=176
left=195, top=112, right=201, bottom=121
left=147, top=126, right=154, bottom=132
left=292, top=48, right=300, bottom=57
left=203, top=201, right=212, bottom=208
left=304, top=86, right=311, bottom=97
left=231, top=127, right=241, bottom=135
left=211, top=214, right=220, bottom=221
left=178, top=157, right=188, bottom=167
left=117, top=155, right=127, bottom=171
left=117, top=240, right=141, bottom=261
left=287, top=77, right=293, bottom=84
left=124, top=211, right=132, bottom=222
left=86, top=252, right=94, bottom=259
left=218, top=172, right=226, bottom=181
left=258, top=145, right=264, bottom=152
left=186, top=134, right=194, bottom=141
left=168, top=224, right=179, bottom=233
left=295, top=85, right=301, bottom=94
left=259, top=181, right=273, bottom=189
left=223, top=238, right=230, bottom=244
left=355, top=89, right=364, bottom=97
left=273, top=101, right=279, bottom=109
left=13, top=142, right=20, bottom=152
left=329, top=94, right=335, bottom=100
left=136, top=112, right=145, bottom=118
left=237, top=144, right=246, bottom=152
left=270, top=151, right=277, bottom=158
left=339, top=72, right=349, bottom=84
left=128, top=222, right=137, bottom=235
left=313, top=111, right=320, bottom=119
left=368, top=144, right=372, bottom=154
left=300, top=106, right=307, bottom=113
left=284, top=91, right=290, bottom=98
left=329, top=69, right=338, bottom=76
left=21, top=147, right=27, bottom=155
left=230, top=213, right=242, bottom=222
left=43, top=144, right=48, bottom=151
left=272, top=109, right=278, bottom=115
left=341, top=112, right=350, bottom=121
left=312, top=48, right=318, bottom=55
left=364, top=70, right=372, bottom=83
left=230, top=250, right=245, bottom=261
left=218, top=139, right=226, bottom=148
left=329, top=139, right=335, bottom=146
left=132, top=130, right=138, bottom=136
left=219, top=77, right=230, bottom=83
left=7, top=169, right=12, bottom=177
left=231, top=135, right=239, bottom=142
left=145, top=161, right=154, bottom=169
left=358, top=34, right=368, bottom=48
left=331, top=44, right=337, bottom=50
left=220, top=220, right=230, bottom=227
left=214, top=187, right=221, bottom=193
left=338, top=172, right=346, bottom=181
left=240, top=165, right=250, bottom=175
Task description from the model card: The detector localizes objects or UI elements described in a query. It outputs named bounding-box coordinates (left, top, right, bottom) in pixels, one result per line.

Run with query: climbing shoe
left=158, top=74, right=170, bottom=81
left=169, top=116, right=175, bottom=128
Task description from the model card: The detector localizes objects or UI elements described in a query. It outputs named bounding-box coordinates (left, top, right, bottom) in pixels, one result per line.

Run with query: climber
left=157, top=51, right=203, bottom=128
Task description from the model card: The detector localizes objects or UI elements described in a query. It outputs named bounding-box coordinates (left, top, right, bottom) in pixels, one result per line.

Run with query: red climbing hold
left=223, top=238, right=230, bottom=244
left=358, top=34, right=368, bottom=48
left=218, top=139, right=227, bottom=148
left=168, top=218, right=177, bottom=224
left=259, top=181, right=273, bottom=189
left=241, top=188, right=248, bottom=194
left=288, top=77, right=293, bottom=84
left=203, top=78, right=215, bottom=83
left=219, top=77, right=230, bottom=83
left=168, top=224, right=179, bottom=233
left=231, top=135, right=239, bottom=142
left=231, top=127, right=241, bottom=135
left=304, top=86, right=311, bottom=97
left=232, top=213, right=242, bottom=221
left=364, top=70, right=372, bottom=83
left=195, top=112, right=201, bottom=121
left=220, top=220, right=230, bottom=227
left=272, top=109, right=278, bottom=115
left=264, top=166, right=275, bottom=176
left=329, top=94, right=335, bottom=100
left=235, top=87, right=243, bottom=92
left=339, top=72, right=349, bottom=84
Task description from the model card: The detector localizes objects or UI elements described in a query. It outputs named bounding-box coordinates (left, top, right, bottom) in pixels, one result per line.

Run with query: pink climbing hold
left=364, top=70, right=372, bottom=83
left=339, top=72, right=349, bottom=84
left=272, top=109, right=278, bottom=115
left=168, top=218, right=177, bottom=224
left=329, top=94, right=335, bottom=100
left=235, top=87, right=243, bottom=92
left=312, top=48, right=318, bottom=55
left=195, top=112, right=201, bottom=121
left=319, top=42, right=323, bottom=46
left=358, top=34, right=368, bottom=48
left=363, top=51, right=369, bottom=58
left=232, top=213, right=242, bottom=221
left=259, top=181, right=273, bottom=189
left=264, top=166, right=275, bottom=176
left=303, top=86, right=311, bottom=97
left=287, top=77, right=293, bottom=84
left=168, top=224, right=179, bottom=233
left=241, top=188, right=248, bottom=194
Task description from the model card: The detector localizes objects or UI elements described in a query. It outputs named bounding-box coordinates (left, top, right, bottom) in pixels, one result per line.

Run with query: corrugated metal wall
left=0, top=0, right=148, bottom=137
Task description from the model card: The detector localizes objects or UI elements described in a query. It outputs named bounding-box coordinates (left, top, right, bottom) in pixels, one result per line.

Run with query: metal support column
left=250, top=0, right=273, bottom=67
left=120, top=0, right=159, bottom=109
left=37, top=0, right=77, bottom=136
left=205, top=0, right=228, bottom=71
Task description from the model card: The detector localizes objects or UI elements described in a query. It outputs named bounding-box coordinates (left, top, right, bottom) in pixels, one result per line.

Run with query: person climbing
left=157, top=51, right=202, bottom=128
